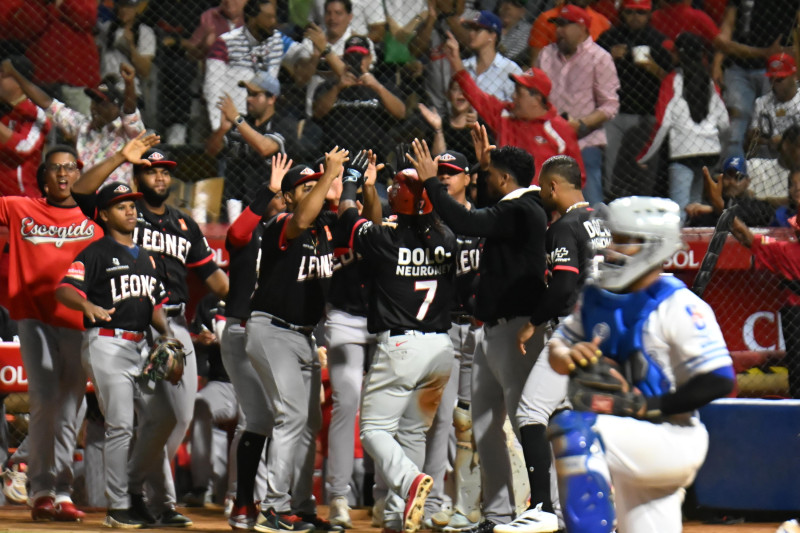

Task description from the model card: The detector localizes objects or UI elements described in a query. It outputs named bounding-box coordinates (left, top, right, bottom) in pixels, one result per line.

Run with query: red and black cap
left=281, top=165, right=324, bottom=193
left=96, top=182, right=143, bottom=210
left=84, top=77, right=124, bottom=107
left=136, top=148, right=178, bottom=169
left=344, top=35, right=370, bottom=56
left=437, top=150, right=469, bottom=174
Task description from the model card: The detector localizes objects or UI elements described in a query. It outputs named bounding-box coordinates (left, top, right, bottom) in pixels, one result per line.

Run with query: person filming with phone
left=312, top=35, right=406, bottom=159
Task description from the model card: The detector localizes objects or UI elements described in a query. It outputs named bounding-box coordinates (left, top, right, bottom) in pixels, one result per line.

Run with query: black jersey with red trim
left=341, top=209, right=457, bottom=333
left=327, top=226, right=371, bottom=317
left=132, top=202, right=218, bottom=306
left=453, top=233, right=483, bottom=316
left=59, top=236, right=167, bottom=331
left=250, top=211, right=337, bottom=326
left=72, top=191, right=219, bottom=307
left=224, top=223, right=263, bottom=320
left=530, top=205, right=611, bottom=325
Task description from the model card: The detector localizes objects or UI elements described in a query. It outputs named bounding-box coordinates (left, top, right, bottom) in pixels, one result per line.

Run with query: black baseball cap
left=137, top=148, right=178, bottom=169
left=96, top=182, right=143, bottom=210
left=437, top=150, right=469, bottom=174
left=281, top=165, right=323, bottom=193
left=84, top=76, right=124, bottom=107
left=344, top=35, right=370, bottom=56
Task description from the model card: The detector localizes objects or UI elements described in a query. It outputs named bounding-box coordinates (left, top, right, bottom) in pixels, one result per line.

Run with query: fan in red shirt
left=442, top=31, right=584, bottom=186
left=0, top=55, right=50, bottom=197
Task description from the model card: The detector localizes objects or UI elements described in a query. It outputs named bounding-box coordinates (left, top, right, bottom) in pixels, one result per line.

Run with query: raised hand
left=217, top=93, right=240, bottom=123
left=270, top=153, right=293, bottom=192
left=443, top=31, right=462, bottom=70
left=418, top=103, right=443, bottom=130
left=343, top=150, right=370, bottom=186
left=470, top=123, right=496, bottom=170
left=121, top=131, right=161, bottom=165
left=364, top=150, right=384, bottom=187
left=702, top=166, right=724, bottom=213
left=324, top=146, right=350, bottom=176
left=406, top=138, right=440, bottom=181
left=305, top=23, right=328, bottom=54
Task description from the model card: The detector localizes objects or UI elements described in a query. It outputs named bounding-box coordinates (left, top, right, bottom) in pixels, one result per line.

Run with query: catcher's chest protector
left=580, top=276, right=684, bottom=395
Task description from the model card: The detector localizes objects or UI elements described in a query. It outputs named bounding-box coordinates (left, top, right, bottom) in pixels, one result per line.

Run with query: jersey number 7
left=415, top=280, right=437, bottom=320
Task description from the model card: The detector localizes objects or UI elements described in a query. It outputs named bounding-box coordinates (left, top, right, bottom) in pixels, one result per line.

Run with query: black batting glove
left=343, top=150, right=369, bottom=188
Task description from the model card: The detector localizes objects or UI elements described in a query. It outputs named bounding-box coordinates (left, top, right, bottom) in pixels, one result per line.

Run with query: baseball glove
left=142, top=336, right=185, bottom=385
left=568, top=358, right=646, bottom=418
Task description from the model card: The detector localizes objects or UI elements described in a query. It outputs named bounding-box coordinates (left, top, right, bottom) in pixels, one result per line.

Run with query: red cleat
left=31, top=496, right=56, bottom=521
left=54, top=501, right=85, bottom=522
left=403, top=473, right=433, bottom=533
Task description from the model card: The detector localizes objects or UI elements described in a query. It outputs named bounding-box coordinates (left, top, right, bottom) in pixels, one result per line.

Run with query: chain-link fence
left=1, top=2, right=800, bottom=407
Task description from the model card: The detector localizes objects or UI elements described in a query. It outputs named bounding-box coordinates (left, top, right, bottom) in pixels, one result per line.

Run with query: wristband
left=341, top=180, right=359, bottom=203
left=234, top=115, right=245, bottom=126
left=577, top=119, right=590, bottom=138
left=322, top=44, right=332, bottom=56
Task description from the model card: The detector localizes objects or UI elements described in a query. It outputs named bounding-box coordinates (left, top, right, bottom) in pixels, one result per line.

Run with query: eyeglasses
left=46, top=162, right=79, bottom=173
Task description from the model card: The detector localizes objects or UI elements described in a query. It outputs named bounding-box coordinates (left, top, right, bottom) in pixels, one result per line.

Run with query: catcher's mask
left=388, top=169, right=432, bottom=216
left=592, top=196, right=683, bottom=292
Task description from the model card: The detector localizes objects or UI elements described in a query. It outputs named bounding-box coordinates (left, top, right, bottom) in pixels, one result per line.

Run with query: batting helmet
left=388, top=169, right=432, bottom=215
left=593, top=196, right=683, bottom=291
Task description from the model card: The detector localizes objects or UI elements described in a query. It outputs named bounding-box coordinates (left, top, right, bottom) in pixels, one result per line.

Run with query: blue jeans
left=723, top=64, right=770, bottom=161
left=581, top=146, right=605, bottom=205
left=668, top=161, right=705, bottom=222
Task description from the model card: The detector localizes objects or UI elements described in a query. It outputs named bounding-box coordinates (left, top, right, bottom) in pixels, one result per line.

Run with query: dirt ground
left=0, top=506, right=785, bottom=533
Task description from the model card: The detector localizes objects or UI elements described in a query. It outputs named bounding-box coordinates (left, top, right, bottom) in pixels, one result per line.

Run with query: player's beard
left=138, top=181, right=170, bottom=207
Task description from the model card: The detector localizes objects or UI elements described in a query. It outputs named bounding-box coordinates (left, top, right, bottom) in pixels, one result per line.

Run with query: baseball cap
left=281, top=165, right=323, bottom=193
left=461, top=11, right=503, bottom=35
left=437, top=151, right=469, bottom=174
left=621, top=0, right=652, bottom=10
left=722, top=156, right=747, bottom=179
left=549, top=5, right=592, bottom=27
left=766, top=53, right=797, bottom=78
left=138, top=148, right=177, bottom=169
left=96, top=182, right=143, bottom=210
left=238, top=71, right=281, bottom=96
left=84, top=77, right=124, bottom=107
left=509, top=68, right=552, bottom=98
left=344, top=35, right=370, bottom=55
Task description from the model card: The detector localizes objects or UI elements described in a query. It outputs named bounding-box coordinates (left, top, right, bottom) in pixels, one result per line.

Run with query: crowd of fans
left=1, top=0, right=799, bottom=224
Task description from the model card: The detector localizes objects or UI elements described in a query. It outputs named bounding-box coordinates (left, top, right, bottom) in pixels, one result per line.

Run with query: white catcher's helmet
left=593, top=196, right=683, bottom=291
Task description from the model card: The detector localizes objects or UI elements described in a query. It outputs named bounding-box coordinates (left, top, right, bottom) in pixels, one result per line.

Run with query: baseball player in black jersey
left=421, top=150, right=485, bottom=531
left=323, top=152, right=383, bottom=529
left=246, top=148, right=348, bottom=533
left=223, top=154, right=289, bottom=530
left=407, top=130, right=548, bottom=533
left=337, top=164, right=457, bottom=533
left=55, top=182, right=171, bottom=529
left=71, top=134, right=229, bottom=526
left=486, top=156, right=610, bottom=533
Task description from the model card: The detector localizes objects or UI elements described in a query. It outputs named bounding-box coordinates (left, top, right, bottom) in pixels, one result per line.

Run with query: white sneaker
left=493, top=504, right=558, bottom=533
left=442, top=512, right=479, bottom=532
left=3, top=464, right=27, bottom=504
left=328, top=496, right=353, bottom=529
left=778, top=519, right=800, bottom=533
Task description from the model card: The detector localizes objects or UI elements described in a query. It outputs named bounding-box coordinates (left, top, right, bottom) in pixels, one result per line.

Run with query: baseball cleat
left=493, top=504, right=558, bottom=533
left=328, top=496, right=353, bottom=529
left=54, top=501, right=86, bottom=521
left=442, top=512, right=480, bottom=532
left=2, top=464, right=27, bottom=504
left=229, top=502, right=259, bottom=531
left=371, top=498, right=386, bottom=528
left=103, top=509, right=148, bottom=529
left=31, top=496, right=56, bottom=521
left=158, top=509, right=193, bottom=527
left=463, top=520, right=499, bottom=533
left=404, top=473, right=434, bottom=533
left=778, top=519, right=800, bottom=533
left=299, top=512, right=344, bottom=531
left=255, top=508, right=310, bottom=533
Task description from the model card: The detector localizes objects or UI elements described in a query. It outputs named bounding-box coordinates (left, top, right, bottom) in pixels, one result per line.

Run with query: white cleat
left=492, top=504, right=558, bottom=533
left=328, top=496, right=353, bottom=529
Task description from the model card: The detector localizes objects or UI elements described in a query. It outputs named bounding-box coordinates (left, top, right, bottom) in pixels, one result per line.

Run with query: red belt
left=98, top=328, right=145, bottom=342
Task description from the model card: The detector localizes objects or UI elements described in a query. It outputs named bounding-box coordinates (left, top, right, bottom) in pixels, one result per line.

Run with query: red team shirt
left=0, top=99, right=51, bottom=197
left=0, top=197, right=101, bottom=328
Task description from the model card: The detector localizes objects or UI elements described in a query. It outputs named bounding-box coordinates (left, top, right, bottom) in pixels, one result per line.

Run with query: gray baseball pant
left=82, top=328, right=158, bottom=510
left=17, top=319, right=86, bottom=501
left=360, top=331, right=454, bottom=530
left=246, top=313, right=321, bottom=515
left=323, top=308, right=376, bottom=500
left=472, top=317, right=545, bottom=524
left=141, top=315, right=198, bottom=511
left=191, top=381, right=238, bottom=493
left=423, top=322, right=481, bottom=517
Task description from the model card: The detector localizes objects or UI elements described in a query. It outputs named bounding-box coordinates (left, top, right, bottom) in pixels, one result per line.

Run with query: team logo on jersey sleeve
left=179, top=218, right=188, bottom=231
left=66, top=261, right=85, bottom=281
left=685, top=304, right=706, bottom=330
